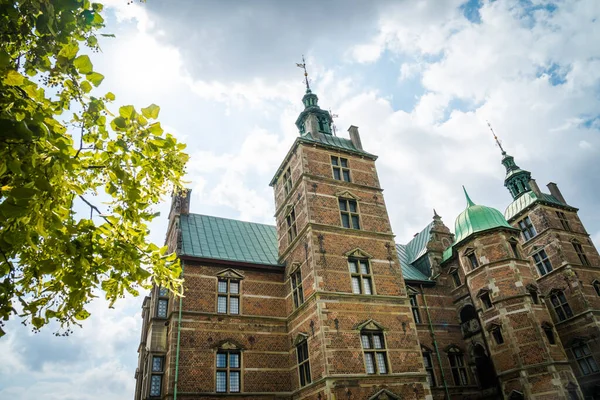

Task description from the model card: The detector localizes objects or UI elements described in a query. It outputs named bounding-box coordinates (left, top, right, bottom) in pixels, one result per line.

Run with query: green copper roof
left=396, top=222, right=434, bottom=282
left=454, top=187, right=513, bottom=245
left=441, top=246, right=453, bottom=263
left=504, top=190, right=567, bottom=221
left=179, top=214, right=281, bottom=266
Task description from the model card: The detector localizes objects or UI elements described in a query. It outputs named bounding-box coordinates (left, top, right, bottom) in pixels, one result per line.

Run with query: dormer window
left=518, top=216, right=537, bottom=241
left=331, top=156, right=351, bottom=182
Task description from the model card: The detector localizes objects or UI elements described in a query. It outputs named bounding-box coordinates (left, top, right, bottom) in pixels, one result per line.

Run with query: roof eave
left=297, top=137, right=378, bottom=160
left=179, top=254, right=284, bottom=271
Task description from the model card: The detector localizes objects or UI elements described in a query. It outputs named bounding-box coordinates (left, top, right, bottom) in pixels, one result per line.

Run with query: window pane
left=217, top=296, right=227, bottom=313
left=293, top=291, right=299, bottom=307
left=158, top=287, right=168, bottom=297
left=218, top=280, right=228, bottom=293
left=331, top=157, right=338, bottom=166
left=449, top=354, right=456, bottom=367
left=298, top=286, right=304, bottom=303
left=373, top=334, right=383, bottom=349
left=216, top=352, right=227, bottom=368
left=229, top=296, right=239, bottom=314
left=579, top=359, right=591, bottom=375
left=291, top=274, right=297, bottom=288
left=333, top=168, right=341, bottom=180
left=363, top=278, right=372, bottom=295
left=229, top=281, right=239, bottom=294
left=460, top=369, right=468, bottom=385
left=351, top=277, right=361, bottom=294
left=339, top=199, right=347, bottom=211
left=230, top=353, right=240, bottom=368
left=376, top=353, right=387, bottom=374
left=351, top=215, right=360, bottom=229
left=340, top=158, right=348, bottom=167
left=361, top=334, right=371, bottom=349
left=152, top=356, right=163, bottom=372
left=230, top=371, right=240, bottom=392
left=343, top=170, right=350, bottom=182
left=349, top=201, right=357, bottom=213
left=365, top=353, right=375, bottom=374
left=348, top=260, right=358, bottom=273
left=423, top=354, right=431, bottom=368
left=359, top=261, right=369, bottom=274
left=157, top=299, right=168, bottom=318
left=589, top=357, right=599, bottom=372
left=150, top=375, right=162, bottom=397
left=216, top=371, right=227, bottom=392
left=341, top=214, right=350, bottom=228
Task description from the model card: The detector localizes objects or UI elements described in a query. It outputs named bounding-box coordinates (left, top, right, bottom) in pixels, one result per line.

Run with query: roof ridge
left=186, top=213, right=276, bottom=229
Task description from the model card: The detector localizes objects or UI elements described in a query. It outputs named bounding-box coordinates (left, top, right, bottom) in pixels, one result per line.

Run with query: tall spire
left=486, top=123, right=533, bottom=200
left=296, top=55, right=311, bottom=93
left=463, top=186, right=476, bottom=207
left=294, top=56, right=333, bottom=136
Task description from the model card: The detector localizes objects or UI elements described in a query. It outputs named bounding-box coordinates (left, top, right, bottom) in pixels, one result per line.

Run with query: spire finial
left=296, top=55, right=311, bottom=93
left=462, top=186, right=475, bottom=207
left=433, top=209, right=441, bottom=219
left=487, top=121, right=506, bottom=155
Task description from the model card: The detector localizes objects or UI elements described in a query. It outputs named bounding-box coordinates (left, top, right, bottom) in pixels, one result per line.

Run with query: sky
left=1, top=0, right=600, bottom=398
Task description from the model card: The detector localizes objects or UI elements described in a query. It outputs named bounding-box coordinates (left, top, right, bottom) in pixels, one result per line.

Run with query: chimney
left=547, top=182, right=566, bottom=204
left=305, top=114, right=323, bottom=141
left=348, top=125, right=363, bottom=150
left=528, top=179, right=541, bottom=196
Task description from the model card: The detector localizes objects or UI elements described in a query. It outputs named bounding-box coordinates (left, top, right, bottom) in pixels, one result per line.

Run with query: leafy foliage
left=0, top=0, right=188, bottom=336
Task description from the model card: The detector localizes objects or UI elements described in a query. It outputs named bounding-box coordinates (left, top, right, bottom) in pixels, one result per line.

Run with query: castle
left=133, top=83, right=600, bottom=399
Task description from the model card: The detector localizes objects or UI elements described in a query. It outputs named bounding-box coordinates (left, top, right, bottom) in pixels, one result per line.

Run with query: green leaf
left=86, top=72, right=104, bottom=86
left=105, top=92, right=115, bottom=101
left=111, top=116, right=127, bottom=130
left=58, top=42, right=79, bottom=60
left=148, top=122, right=164, bottom=135
left=74, top=309, right=91, bottom=321
left=74, top=55, right=93, bottom=74
left=0, top=50, right=10, bottom=68
left=141, top=104, right=160, bottom=119
left=32, top=317, right=45, bottom=329
left=81, top=80, right=92, bottom=93
left=10, top=187, right=37, bottom=199
left=119, top=105, right=135, bottom=119
left=4, top=70, right=24, bottom=86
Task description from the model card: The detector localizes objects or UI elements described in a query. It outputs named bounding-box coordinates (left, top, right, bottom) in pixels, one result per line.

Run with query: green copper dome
left=454, top=187, right=513, bottom=244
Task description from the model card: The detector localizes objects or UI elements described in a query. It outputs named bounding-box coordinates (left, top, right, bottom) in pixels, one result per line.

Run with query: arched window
left=459, top=304, right=480, bottom=337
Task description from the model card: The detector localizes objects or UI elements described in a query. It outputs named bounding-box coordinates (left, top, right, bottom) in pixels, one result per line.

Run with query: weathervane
left=329, top=108, right=339, bottom=136
left=296, top=55, right=311, bottom=91
left=487, top=121, right=506, bottom=154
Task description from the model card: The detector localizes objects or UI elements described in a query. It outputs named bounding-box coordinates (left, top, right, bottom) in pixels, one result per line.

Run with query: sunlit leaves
left=0, top=0, right=188, bottom=336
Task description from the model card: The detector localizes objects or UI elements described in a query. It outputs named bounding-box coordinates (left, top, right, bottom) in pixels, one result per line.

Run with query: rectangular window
left=467, top=253, right=479, bottom=270
left=331, top=156, right=351, bottom=182
left=157, top=299, right=168, bottom=318
left=297, top=341, right=311, bottom=387
left=283, top=167, right=292, bottom=196
left=572, top=343, right=599, bottom=376
left=543, top=326, right=556, bottom=344
left=451, top=270, right=461, bottom=287
left=572, top=242, right=590, bottom=267
left=286, top=207, right=298, bottom=242
left=556, top=211, right=571, bottom=231
left=529, top=289, right=540, bottom=304
left=158, top=287, right=169, bottom=297
left=291, top=268, right=305, bottom=308
left=339, top=198, right=360, bottom=229
left=410, top=294, right=421, bottom=323
left=532, top=249, right=553, bottom=276
left=152, top=356, right=164, bottom=372
left=349, top=259, right=373, bottom=295
left=550, top=291, right=573, bottom=321
left=491, top=328, right=504, bottom=344
left=361, top=331, right=388, bottom=374
left=480, top=292, right=492, bottom=310
left=217, top=279, right=240, bottom=315
left=509, top=240, right=520, bottom=258
left=150, top=374, right=162, bottom=397
left=423, top=352, right=436, bottom=386
left=518, top=216, right=537, bottom=241
left=449, top=352, right=468, bottom=386
left=216, top=351, right=241, bottom=393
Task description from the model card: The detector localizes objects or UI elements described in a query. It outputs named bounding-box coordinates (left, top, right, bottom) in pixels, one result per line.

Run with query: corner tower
left=447, top=189, right=581, bottom=399
left=269, top=76, right=431, bottom=399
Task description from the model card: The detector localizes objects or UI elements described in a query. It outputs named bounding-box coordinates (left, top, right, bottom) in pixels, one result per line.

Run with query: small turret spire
left=296, top=55, right=311, bottom=93
left=487, top=121, right=506, bottom=155
left=463, top=186, right=476, bottom=207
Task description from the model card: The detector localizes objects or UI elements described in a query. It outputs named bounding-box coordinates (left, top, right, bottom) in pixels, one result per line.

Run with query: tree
left=0, top=0, right=189, bottom=336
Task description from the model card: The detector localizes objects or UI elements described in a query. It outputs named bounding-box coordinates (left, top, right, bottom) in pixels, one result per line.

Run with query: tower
left=445, top=189, right=581, bottom=399
left=269, top=81, right=431, bottom=398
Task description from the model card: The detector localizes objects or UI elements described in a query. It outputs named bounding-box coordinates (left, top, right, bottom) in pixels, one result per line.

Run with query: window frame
left=572, top=241, right=590, bottom=267
left=465, top=251, right=479, bottom=270
left=489, top=325, right=504, bottom=345
left=593, top=280, right=600, bottom=297
left=296, top=340, right=312, bottom=387
left=549, top=290, right=573, bottom=322
left=348, top=258, right=374, bottom=295
left=156, top=287, right=169, bottom=318
left=360, top=330, right=389, bottom=375
left=339, top=198, right=360, bottom=230
left=556, top=211, right=571, bottom=231
left=217, top=278, right=240, bottom=315
left=423, top=350, right=436, bottom=387
left=518, top=216, right=537, bottom=241
left=409, top=294, right=422, bottom=324
left=509, top=238, right=520, bottom=259
left=479, top=290, right=493, bottom=310
left=572, top=342, right=599, bottom=376
left=149, top=354, right=165, bottom=398
left=450, top=269, right=462, bottom=288
left=291, top=267, right=305, bottom=309
left=216, top=349, right=241, bottom=393
left=448, top=348, right=469, bottom=386
left=532, top=249, right=553, bottom=276
left=282, top=167, right=293, bottom=197
left=542, top=323, right=556, bottom=345
left=331, top=155, right=351, bottom=182
left=286, top=206, right=298, bottom=243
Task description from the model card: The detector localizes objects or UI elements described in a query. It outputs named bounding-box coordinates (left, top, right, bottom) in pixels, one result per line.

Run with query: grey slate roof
left=179, top=213, right=433, bottom=283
